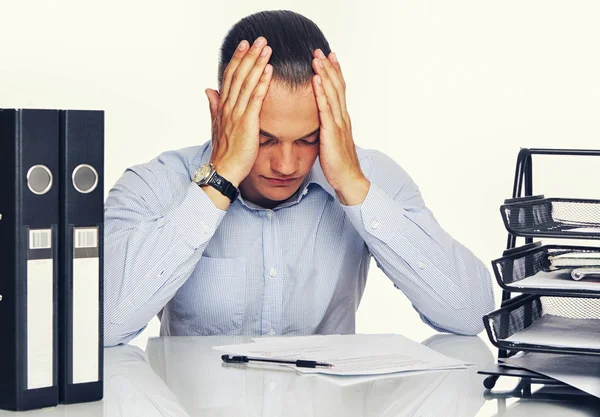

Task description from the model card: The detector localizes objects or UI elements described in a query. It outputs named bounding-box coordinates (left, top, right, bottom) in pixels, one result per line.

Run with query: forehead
left=259, top=81, right=319, bottom=139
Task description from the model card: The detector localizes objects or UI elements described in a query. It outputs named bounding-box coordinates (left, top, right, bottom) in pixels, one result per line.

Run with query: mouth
left=262, top=176, right=300, bottom=186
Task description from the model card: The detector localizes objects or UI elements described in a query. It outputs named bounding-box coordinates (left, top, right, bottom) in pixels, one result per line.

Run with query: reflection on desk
left=489, top=385, right=600, bottom=417
left=3, top=335, right=600, bottom=416
left=0, top=335, right=493, bottom=417
left=143, top=334, right=493, bottom=417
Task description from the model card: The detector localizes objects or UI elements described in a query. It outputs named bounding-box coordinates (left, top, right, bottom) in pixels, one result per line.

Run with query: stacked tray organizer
left=480, top=148, right=600, bottom=396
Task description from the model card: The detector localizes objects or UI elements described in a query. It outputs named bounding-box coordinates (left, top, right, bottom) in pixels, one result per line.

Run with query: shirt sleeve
left=104, top=161, right=226, bottom=346
left=342, top=150, right=495, bottom=335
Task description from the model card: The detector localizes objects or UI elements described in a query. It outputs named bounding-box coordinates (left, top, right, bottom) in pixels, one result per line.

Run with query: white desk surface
left=1, top=335, right=598, bottom=416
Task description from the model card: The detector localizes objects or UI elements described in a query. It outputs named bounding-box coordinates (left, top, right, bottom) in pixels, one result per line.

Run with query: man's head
left=218, top=10, right=331, bottom=208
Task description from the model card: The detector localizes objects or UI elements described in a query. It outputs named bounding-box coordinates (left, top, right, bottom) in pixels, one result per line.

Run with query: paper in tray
left=492, top=243, right=600, bottom=296
left=484, top=294, right=600, bottom=355
left=502, top=314, right=600, bottom=351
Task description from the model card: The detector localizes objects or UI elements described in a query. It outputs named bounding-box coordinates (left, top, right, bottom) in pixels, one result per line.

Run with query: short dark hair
left=218, top=10, right=331, bottom=90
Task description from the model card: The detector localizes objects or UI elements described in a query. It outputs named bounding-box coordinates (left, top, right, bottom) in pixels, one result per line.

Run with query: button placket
left=261, top=208, right=282, bottom=336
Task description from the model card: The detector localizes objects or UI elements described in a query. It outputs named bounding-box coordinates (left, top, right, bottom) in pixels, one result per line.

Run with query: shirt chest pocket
left=173, top=256, right=246, bottom=336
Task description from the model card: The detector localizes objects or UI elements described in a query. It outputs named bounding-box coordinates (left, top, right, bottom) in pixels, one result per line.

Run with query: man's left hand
left=311, top=49, right=370, bottom=206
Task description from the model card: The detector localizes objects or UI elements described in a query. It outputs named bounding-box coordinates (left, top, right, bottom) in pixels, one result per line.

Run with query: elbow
left=104, top=324, right=128, bottom=347
left=452, top=290, right=496, bottom=336
left=104, top=321, right=145, bottom=347
left=422, top=291, right=496, bottom=337
left=450, top=311, right=486, bottom=336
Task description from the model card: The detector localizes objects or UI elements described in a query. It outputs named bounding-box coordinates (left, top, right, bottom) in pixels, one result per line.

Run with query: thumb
left=205, top=88, right=219, bottom=122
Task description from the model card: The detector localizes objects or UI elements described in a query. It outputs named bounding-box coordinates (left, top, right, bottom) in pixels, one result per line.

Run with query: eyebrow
left=259, top=128, right=320, bottom=141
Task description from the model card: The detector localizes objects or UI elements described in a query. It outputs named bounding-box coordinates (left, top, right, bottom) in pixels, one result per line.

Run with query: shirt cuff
left=165, top=182, right=227, bottom=248
left=342, top=182, right=407, bottom=243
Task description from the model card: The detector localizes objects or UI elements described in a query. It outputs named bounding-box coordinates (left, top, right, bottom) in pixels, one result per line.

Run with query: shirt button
left=269, top=380, right=277, bottom=391
left=266, top=211, right=273, bottom=219
left=370, top=220, right=380, bottom=230
left=417, top=260, right=426, bottom=269
left=269, top=267, right=277, bottom=278
left=200, top=221, right=209, bottom=234
left=302, top=188, right=308, bottom=196
left=268, top=329, right=276, bottom=336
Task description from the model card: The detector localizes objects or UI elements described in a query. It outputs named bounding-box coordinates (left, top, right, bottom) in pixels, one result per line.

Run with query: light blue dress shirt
left=104, top=142, right=495, bottom=346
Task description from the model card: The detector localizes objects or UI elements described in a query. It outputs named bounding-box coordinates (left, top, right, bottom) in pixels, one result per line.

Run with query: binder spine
left=0, top=109, right=60, bottom=411
left=59, top=109, right=104, bottom=404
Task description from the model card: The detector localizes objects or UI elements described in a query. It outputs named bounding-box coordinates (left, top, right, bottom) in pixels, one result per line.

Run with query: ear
left=205, top=88, right=220, bottom=121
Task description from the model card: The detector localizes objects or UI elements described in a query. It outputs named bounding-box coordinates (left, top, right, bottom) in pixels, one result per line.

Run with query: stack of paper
left=507, top=270, right=600, bottom=291
left=214, top=334, right=470, bottom=377
left=548, top=251, right=600, bottom=281
left=503, top=314, right=600, bottom=351
left=549, top=252, right=600, bottom=269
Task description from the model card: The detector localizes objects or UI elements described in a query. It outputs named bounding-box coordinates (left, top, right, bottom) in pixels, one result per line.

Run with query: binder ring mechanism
left=26, top=165, right=53, bottom=195
left=72, top=164, right=98, bottom=194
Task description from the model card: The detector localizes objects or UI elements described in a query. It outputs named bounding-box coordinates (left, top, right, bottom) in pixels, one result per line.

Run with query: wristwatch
left=192, top=163, right=239, bottom=203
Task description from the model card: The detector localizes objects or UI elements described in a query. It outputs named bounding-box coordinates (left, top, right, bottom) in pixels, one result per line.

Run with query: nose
left=271, top=144, right=299, bottom=177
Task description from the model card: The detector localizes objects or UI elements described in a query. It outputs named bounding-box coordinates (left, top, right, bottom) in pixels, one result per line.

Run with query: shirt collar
left=190, top=141, right=336, bottom=210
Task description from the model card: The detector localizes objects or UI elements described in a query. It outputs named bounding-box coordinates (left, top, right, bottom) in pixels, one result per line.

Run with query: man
left=104, top=10, right=495, bottom=346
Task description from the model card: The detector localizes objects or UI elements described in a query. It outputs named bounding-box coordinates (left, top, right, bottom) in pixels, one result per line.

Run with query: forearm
left=344, top=183, right=495, bottom=335
left=104, top=182, right=226, bottom=346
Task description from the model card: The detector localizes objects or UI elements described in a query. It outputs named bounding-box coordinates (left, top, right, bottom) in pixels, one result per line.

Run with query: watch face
left=194, top=164, right=214, bottom=184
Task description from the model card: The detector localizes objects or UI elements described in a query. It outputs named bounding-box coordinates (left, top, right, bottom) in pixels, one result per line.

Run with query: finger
left=220, top=40, right=250, bottom=103
left=233, top=45, right=272, bottom=116
left=328, top=52, right=346, bottom=90
left=312, top=54, right=345, bottom=127
left=205, top=88, right=220, bottom=122
left=315, top=50, right=349, bottom=123
left=311, top=74, right=337, bottom=133
left=245, top=64, right=274, bottom=120
left=223, top=37, right=268, bottom=112
left=327, top=52, right=349, bottom=120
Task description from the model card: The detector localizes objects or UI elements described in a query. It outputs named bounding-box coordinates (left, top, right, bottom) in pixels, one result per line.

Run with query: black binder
left=0, top=109, right=60, bottom=411
left=58, top=110, right=104, bottom=404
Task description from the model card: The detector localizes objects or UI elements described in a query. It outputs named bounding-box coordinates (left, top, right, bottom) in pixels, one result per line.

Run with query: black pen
left=221, top=354, right=333, bottom=368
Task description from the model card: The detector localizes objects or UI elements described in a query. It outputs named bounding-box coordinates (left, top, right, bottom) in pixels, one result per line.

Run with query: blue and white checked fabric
left=103, top=142, right=495, bottom=346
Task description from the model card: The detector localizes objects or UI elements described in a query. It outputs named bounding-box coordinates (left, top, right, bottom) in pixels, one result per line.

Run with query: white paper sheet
left=215, top=334, right=469, bottom=376
left=567, top=227, right=600, bottom=234
left=503, top=314, right=600, bottom=350
left=501, top=352, right=600, bottom=399
left=508, top=270, right=600, bottom=290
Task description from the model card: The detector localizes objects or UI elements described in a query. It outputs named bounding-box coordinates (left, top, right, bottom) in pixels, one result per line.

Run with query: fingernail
left=316, top=75, right=322, bottom=85
left=261, top=46, right=270, bottom=56
left=331, top=52, right=338, bottom=63
left=316, top=58, right=323, bottom=68
left=238, top=41, right=247, bottom=50
left=255, top=37, right=266, bottom=47
left=318, top=49, right=326, bottom=59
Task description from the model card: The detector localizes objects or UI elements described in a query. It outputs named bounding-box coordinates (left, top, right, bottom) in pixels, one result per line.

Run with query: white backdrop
left=2, top=0, right=599, bottom=349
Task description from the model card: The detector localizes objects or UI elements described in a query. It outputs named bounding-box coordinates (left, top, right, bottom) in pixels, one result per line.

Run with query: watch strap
left=207, top=170, right=239, bottom=202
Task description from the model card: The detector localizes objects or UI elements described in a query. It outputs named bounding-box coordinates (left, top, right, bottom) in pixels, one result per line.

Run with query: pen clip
left=221, top=354, right=249, bottom=364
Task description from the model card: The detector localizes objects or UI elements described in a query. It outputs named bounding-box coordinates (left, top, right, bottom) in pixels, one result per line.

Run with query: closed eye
left=259, top=138, right=275, bottom=147
left=298, top=137, right=320, bottom=146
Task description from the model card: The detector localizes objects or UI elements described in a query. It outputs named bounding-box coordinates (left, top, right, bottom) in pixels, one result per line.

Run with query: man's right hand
left=205, top=37, right=273, bottom=190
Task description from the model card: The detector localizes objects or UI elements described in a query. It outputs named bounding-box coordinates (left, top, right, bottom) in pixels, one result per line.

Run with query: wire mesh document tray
left=484, top=294, right=600, bottom=356
left=492, top=242, right=600, bottom=297
left=500, top=195, right=600, bottom=239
